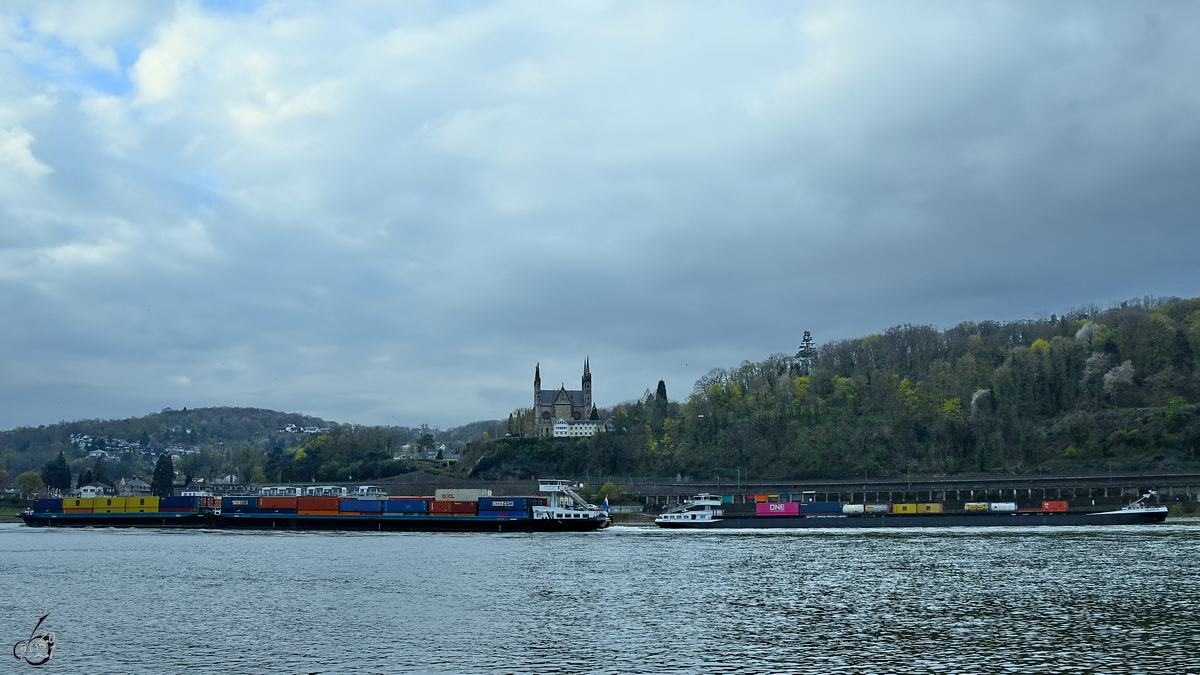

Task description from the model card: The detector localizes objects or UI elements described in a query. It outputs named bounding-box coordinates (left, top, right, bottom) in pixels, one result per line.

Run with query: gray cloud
left=2, top=1, right=1199, bottom=430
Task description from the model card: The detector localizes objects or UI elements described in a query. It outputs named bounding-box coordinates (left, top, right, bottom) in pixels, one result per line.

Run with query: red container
left=260, top=497, right=298, bottom=510
left=1042, top=501, right=1069, bottom=512
left=430, top=500, right=477, bottom=515
left=298, top=497, right=340, bottom=511
left=756, top=502, right=800, bottom=516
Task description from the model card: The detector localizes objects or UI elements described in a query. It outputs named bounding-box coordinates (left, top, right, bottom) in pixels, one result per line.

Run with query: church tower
left=582, top=358, right=592, bottom=412
left=534, top=362, right=542, bottom=410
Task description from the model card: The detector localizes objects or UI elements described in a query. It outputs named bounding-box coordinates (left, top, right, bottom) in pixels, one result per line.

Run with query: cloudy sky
left=2, top=1, right=1198, bottom=431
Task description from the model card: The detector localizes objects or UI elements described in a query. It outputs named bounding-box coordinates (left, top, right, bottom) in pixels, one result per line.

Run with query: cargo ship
left=22, top=480, right=610, bottom=532
left=654, top=492, right=1169, bottom=528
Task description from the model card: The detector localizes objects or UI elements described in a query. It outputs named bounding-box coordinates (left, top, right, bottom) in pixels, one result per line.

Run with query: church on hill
left=534, top=360, right=599, bottom=437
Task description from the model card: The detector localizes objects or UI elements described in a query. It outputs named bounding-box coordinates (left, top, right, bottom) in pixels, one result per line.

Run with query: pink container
left=756, top=502, right=800, bottom=516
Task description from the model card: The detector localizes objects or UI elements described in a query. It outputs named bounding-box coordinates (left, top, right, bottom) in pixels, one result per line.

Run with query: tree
left=41, top=451, right=71, bottom=491
left=151, top=454, right=174, bottom=497
left=15, top=471, right=44, bottom=497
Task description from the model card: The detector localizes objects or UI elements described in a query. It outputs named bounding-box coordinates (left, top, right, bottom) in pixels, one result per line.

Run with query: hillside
left=461, top=296, right=1200, bottom=481
left=6, top=296, right=1200, bottom=490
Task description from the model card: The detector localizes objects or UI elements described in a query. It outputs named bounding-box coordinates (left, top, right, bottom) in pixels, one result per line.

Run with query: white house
left=552, top=419, right=606, bottom=438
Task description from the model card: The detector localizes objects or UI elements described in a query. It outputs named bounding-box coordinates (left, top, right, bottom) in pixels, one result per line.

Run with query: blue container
left=34, top=499, right=63, bottom=513
left=479, top=498, right=531, bottom=510
left=383, top=499, right=428, bottom=513
left=800, top=501, right=843, bottom=513
left=478, top=510, right=531, bottom=519
left=162, top=496, right=200, bottom=508
left=339, top=499, right=383, bottom=513
left=222, top=497, right=257, bottom=511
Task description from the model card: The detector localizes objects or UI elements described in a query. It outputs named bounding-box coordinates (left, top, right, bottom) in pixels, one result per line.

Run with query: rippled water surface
left=3, top=522, right=1199, bottom=674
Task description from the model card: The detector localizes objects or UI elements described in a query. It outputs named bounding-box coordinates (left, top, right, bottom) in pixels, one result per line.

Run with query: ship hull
left=654, top=509, right=1169, bottom=529
left=20, top=512, right=216, bottom=528
left=21, top=511, right=608, bottom=532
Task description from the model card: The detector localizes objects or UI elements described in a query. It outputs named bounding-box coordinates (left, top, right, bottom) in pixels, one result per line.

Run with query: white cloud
left=0, top=126, right=52, bottom=177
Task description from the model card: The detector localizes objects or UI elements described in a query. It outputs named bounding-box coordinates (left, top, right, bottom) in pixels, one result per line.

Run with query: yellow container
left=95, top=497, right=127, bottom=509
left=127, top=496, right=160, bottom=509
left=94, top=506, right=127, bottom=513
left=893, top=503, right=917, bottom=514
left=63, top=497, right=95, bottom=509
left=917, top=503, right=944, bottom=514
left=964, top=502, right=989, bottom=512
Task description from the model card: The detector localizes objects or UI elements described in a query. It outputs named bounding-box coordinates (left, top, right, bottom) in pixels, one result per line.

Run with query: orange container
left=297, top=510, right=339, bottom=515
left=430, top=500, right=477, bottom=515
left=297, top=497, right=340, bottom=511
left=1042, top=501, right=1069, bottom=512
left=260, top=497, right=299, bottom=509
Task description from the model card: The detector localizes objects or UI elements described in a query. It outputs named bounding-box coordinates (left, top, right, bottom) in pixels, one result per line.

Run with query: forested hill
left=464, top=296, right=1200, bottom=480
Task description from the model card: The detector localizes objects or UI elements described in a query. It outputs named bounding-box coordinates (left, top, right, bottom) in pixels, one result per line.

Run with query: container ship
left=22, top=480, right=610, bottom=532
left=654, top=492, right=1169, bottom=528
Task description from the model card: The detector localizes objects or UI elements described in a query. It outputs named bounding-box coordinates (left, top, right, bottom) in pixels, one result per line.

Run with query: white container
left=988, top=502, right=1017, bottom=512
left=842, top=504, right=865, bottom=514
left=434, top=488, right=493, bottom=502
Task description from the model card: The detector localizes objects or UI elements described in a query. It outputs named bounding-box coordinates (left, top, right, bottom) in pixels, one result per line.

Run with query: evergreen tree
left=40, top=451, right=71, bottom=491
left=76, top=469, right=93, bottom=489
left=151, top=454, right=174, bottom=497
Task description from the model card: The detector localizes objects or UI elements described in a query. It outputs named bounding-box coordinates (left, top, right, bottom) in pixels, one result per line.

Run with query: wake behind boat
left=654, top=491, right=1169, bottom=529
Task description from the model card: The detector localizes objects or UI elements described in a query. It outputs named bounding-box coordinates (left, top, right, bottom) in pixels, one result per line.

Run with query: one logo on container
left=12, top=611, right=55, bottom=667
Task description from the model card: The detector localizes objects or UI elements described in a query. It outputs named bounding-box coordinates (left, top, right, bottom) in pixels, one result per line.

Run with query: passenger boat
left=21, top=480, right=610, bottom=532
left=653, top=491, right=1170, bottom=529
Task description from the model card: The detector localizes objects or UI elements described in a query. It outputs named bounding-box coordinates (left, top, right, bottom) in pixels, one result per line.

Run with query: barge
left=654, top=492, right=1169, bottom=529
left=22, top=480, right=610, bottom=533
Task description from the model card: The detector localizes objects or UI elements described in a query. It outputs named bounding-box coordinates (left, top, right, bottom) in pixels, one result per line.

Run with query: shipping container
left=383, top=499, right=429, bottom=513
left=988, top=502, right=1018, bottom=512
left=259, top=497, right=298, bottom=510
left=800, top=501, right=843, bottom=513
left=128, top=497, right=160, bottom=509
left=917, top=503, right=944, bottom=514
left=755, top=494, right=767, bottom=503
left=479, top=497, right=532, bottom=510
left=159, top=507, right=197, bottom=513
left=296, top=510, right=340, bottom=515
left=222, top=497, right=257, bottom=509
left=892, top=503, right=918, bottom=514
left=339, top=499, right=383, bottom=513
left=63, top=508, right=93, bottom=513
left=96, top=497, right=127, bottom=508
left=34, top=499, right=63, bottom=513
left=842, top=504, right=866, bottom=514
left=865, top=504, right=890, bottom=513
left=477, top=510, right=531, bottom=518
left=430, top=500, right=477, bottom=514
left=94, top=506, right=126, bottom=513
left=162, top=496, right=200, bottom=509
left=433, top=488, right=492, bottom=502
left=297, top=496, right=340, bottom=511
left=964, top=502, right=989, bottom=512
left=756, top=502, right=800, bottom=516
left=63, top=498, right=94, bottom=509
left=1042, top=501, right=1069, bottom=512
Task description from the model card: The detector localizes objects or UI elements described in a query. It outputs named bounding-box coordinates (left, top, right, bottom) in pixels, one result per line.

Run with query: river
left=2, top=522, right=1198, bottom=674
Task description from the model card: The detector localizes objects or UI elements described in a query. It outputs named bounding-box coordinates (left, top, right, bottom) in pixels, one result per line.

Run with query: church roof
left=538, top=388, right=586, bottom=407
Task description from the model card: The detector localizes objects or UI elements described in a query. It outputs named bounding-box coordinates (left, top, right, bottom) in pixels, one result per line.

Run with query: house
left=119, top=478, right=152, bottom=496
left=552, top=418, right=609, bottom=438
left=79, top=482, right=116, bottom=498
left=355, top=485, right=387, bottom=497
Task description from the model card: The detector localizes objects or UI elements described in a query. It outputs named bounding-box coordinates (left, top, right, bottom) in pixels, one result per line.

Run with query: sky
left=2, top=1, right=1199, bottom=432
